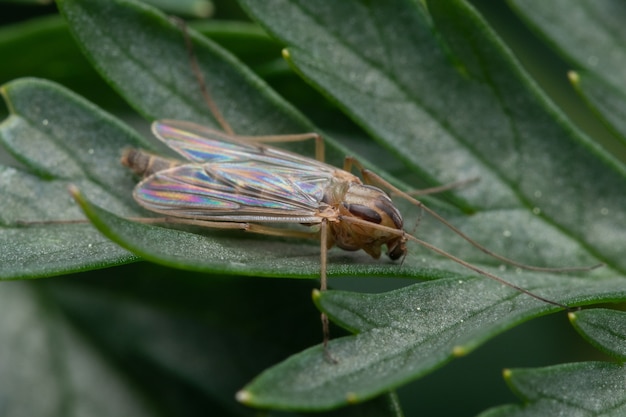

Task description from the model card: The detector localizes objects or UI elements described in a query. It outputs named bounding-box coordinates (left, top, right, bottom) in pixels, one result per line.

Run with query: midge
left=120, top=118, right=599, bottom=350
left=119, top=27, right=600, bottom=353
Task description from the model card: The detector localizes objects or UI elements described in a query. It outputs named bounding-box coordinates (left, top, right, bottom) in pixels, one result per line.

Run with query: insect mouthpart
left=387, top=236, right=407, bottom=260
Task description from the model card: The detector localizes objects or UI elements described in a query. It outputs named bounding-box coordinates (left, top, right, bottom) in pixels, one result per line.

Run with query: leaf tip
left=452, top=345, right=468, bottom=357
left=312, top=288, right=322, bottom=301
left=282, top=48, right=291, bottom=61
left=345, top=391, right=359, bottom=404
left=194, top=1, right=214, bottom=18
left=67, top=185, right=92, bottom=221
left=68, top=184, right=82, bottom=202
left=503, top=368, right=512, bottom=381
left=568, top=311, right=578, bottom=322
left=567, top=70, right=580, bottom=86
left=235, top=389, right=253, bottom=405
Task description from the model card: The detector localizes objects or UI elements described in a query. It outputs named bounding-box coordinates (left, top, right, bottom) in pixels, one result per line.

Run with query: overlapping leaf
left=510, top=0, right=626, bottom=144
left=478, top=362, right=626, bottom=416
left=570, top=308, right=626, bottom=361
left=235, top=0, right=626, bottom=409
left=0, top=79, right=140, bottom=278
left=0, top=280, right=157, bottom=416
left=239, top=276, right=626, bottom=410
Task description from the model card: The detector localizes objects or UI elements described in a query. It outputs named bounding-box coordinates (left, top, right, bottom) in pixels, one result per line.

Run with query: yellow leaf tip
left=567, top=70, right=579, bottom=85
left=67, top=184, right=81, bottom=199
left=282, top=48, right=291, bottom=60
left=452, top=345, right=468, bottom=357
left=235, top=389, right=252, bottom=404
left=568, top=311, right=577, bottom=322
left=345, top=392, right=359, bottom=404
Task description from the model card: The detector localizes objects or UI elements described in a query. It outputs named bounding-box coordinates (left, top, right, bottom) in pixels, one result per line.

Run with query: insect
left=120, top=118, right=600, bottom=354
left=120, top=119, right=409, bottom=349
left=118, top=24, right=601, bottom=359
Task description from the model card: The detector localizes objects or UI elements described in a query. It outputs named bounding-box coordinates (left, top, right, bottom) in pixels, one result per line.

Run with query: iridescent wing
left=132, top=120, right=340, bottom=222
left=152, top=120, right=332, bottom=173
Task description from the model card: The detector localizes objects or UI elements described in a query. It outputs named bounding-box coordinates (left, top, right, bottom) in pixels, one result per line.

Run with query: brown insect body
left=121, top=144, right=407, bottom=263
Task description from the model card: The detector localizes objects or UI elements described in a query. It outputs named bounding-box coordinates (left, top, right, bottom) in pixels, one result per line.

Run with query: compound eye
left=344, top=203, right=382, bottom=224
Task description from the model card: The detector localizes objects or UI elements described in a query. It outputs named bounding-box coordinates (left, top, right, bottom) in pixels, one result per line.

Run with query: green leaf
left=509, top=0, right=626, bottom=91
left=509, top=0, right=626, bottom=145
left=0, top=28, right=413, bottom=281
left=0, top=280, right=158, bottom=416
left=509, top=0, right=626, bottom=92
left=5, top=266, right=394, bottom=417
left=49, top=270, right=327, bottom=417
left=53, top=0, right=431, bottom=279
left=190, top=20, right=284, bottom=72
left=2, top=0, right=626, bottom=414
left=0, top=16, right=282, bottom=112
left=569, top=70, right=626, bottom=144
left=239, top=0, right=626, bottom=270
left=232, top=0, right=626, bottom=409
left=70, top=188, right=321, bottom=277
left=56, top=0, right=329, bottom=141
left=478, top=362, right=626, bottom=416
left=50, top=0, right=625, bottom=278
left=0, top=15, right=128, bottom=113
left=0, top=78, right=142, bottom=279
left=0, top=16, right=75, bottom=85
left=142, top=0, right=214, bottom=18
left=0, top=0, right=52, bottom=5
left=569, top=308, right=626, bottom=361
left=239, top=276, right=626, bottom=410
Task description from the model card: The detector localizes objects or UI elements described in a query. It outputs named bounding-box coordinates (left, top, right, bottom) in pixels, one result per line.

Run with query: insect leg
left=344, top=156, right=603, bottom=273
left=127, top=217, right=322, bottom=240
left=173, top=17, right=234, bottom=135
left=319, top=218, right=338, bottom=362
left=175, top=19, right=326, bottom=162
left=175, top=219, right=334, bottom=352
left=171, top=217, right=337, bottom=359
left=243, top=223, right=320, bottom=240
left=134, top=216, right=337, bottom=357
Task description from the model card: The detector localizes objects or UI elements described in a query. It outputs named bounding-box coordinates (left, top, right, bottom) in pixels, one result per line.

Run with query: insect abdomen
left=121, top=148, right=180, bottom=178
